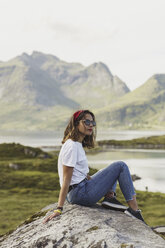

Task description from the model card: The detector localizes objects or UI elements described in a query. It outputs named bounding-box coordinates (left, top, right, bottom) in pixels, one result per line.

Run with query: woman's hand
left=43, top=211, right=61, bottom=224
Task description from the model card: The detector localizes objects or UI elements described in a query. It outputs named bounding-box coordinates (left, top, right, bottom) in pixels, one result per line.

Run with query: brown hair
left=62, top=110, right=96, bottom=148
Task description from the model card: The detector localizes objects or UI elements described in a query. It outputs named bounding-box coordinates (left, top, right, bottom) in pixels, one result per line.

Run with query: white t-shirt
left=58, top=139, right=89, bottom=187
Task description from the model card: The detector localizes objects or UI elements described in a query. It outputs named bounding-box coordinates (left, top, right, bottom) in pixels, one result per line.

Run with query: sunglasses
left=82, top=119, right=96, bottom=126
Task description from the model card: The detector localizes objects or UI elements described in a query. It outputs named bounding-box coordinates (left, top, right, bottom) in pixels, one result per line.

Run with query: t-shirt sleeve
left=62, top=141, right=77, bottom=167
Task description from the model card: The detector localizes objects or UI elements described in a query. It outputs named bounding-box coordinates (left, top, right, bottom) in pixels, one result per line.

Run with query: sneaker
left=124, top=207, right=146, bottom=224
left=101, top=197, right=128, bottom=212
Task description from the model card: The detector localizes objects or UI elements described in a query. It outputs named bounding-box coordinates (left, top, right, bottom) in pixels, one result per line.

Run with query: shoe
left=124, top=207, right=146, bottom=224
left=101, top=197, right=128, bottom=212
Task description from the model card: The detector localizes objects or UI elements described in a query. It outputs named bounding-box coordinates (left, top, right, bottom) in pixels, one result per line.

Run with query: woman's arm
left=43, top=165, right=73, bottom=223
left=57, top=165, right=74, bottom=207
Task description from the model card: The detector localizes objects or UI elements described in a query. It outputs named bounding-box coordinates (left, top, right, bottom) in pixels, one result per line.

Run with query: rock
left=0, top=203, right=165, bottom=248
left=152, top=226, right=165, bottom=235
left=37, top=153, right=51, bottom=159
left=131, top=174, right=141, bottom=182
left=9, top=163, right=19, bottom=170
left=24, top=148, right=36, bottom=157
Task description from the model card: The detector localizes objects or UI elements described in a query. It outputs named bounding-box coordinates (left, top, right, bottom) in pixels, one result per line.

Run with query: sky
left=0, top=0, right=165, bottom=90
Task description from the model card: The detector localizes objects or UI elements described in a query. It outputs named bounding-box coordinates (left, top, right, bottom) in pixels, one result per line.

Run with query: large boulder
left=0, top=203, right=164, bottom=248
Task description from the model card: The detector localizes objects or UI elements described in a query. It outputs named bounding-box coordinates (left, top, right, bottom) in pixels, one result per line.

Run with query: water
left=97, top=130, right=165, bottom=141
left=1, top=130, right=165, bottom=147
left=0, top=132, right=62, bottom=147
left=87, top=149, right=165, bottom=193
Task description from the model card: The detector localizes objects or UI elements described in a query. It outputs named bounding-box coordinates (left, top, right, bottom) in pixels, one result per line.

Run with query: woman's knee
left=108, top=160, right=128, bottom=171
left=118, top=161, right=129, bottom=170
left=118, top=160, right=128, bottom=167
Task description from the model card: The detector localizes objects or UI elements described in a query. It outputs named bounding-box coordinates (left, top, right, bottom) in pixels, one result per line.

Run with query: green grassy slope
left=96, top=74, right=165, bottom=129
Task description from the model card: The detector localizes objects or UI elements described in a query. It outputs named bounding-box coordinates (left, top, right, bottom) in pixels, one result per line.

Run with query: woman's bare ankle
left=105, top=191, right=115, bottom=198
left=127, top=195, right=138, bottom=211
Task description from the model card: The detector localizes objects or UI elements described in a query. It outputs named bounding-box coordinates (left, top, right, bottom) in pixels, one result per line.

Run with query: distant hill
left=97, top=74, right=165, bottom=129
left=0, top=51, right=130, bottom=131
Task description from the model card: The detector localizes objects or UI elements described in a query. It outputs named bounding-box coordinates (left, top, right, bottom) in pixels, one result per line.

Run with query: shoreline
left=39, top=134, right=165, bottom=152
left=97, top=135, right=165, bottom=150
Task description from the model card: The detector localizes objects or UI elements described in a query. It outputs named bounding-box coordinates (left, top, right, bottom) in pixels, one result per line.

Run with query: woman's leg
left=101, top=181, right=117, bottom=198
left=98, top=174, right=138, bottom=211
left=87, top=161, right=136, bottom=205
left=68, top=161, right=137, bottom=207
left=67, top=160, right=145, bottom=223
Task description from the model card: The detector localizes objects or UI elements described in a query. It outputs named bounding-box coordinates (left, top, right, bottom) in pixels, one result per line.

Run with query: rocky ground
left=0, top=202, right=165, bottom=248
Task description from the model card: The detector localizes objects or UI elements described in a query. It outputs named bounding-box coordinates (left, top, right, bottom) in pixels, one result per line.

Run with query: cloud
left=48, top=22, right=80, bottom=36
left=46, top=19, right=120, bottom=47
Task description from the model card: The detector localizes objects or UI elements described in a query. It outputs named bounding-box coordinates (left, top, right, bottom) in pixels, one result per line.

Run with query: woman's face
left=77, top=113, right=95, bottom=137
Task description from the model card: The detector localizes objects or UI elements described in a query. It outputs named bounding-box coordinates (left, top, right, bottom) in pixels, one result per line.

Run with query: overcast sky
left=0, top=0, right=165, bottom=90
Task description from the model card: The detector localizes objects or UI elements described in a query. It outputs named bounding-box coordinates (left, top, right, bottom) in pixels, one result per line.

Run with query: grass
left=97, top=135, right=165, bottom=149
left=0, top=189, right=59, bottom=235
left=0, top=142, right=165, bottom=237
left=0, top=142, right=48, bottom=159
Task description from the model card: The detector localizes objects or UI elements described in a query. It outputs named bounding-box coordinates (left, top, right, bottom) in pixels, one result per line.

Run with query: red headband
left=73, top=110, right=84, bottom=120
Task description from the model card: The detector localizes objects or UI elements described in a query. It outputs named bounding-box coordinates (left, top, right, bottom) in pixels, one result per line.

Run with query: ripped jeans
left=67, top=161, right=136, bottom=206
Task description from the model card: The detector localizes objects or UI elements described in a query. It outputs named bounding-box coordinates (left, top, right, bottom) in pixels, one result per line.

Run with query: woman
left=43, top=110, right=145, bottom=223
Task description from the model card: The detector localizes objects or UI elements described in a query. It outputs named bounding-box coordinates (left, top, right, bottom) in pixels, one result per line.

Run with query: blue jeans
left=67, top=161, right=136, bottom=206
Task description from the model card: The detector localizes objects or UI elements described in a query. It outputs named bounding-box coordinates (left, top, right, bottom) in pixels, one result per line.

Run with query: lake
left=0, top=130, right=165, bottom=193
left=87, top=149, right=165, bottom=193
left=1, top=129, right=165, bottom=147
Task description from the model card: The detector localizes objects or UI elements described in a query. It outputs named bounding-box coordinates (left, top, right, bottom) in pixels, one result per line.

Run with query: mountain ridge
left=0, top=51, right=165, bottom=130
left=0, top=51, right=129, bottom=107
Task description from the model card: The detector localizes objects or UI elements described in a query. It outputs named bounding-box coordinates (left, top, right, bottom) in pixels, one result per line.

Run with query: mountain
left=97, top=74, right=165, bottom=129
left=0, top=52, right=129, bottom=109
left=0, top=51, right=130, bottom=131
left=59, top=62, right=130, bottom=109
left=0, top=52, right=79, bottom=108
left=1, top=51, right=165, bottom=131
